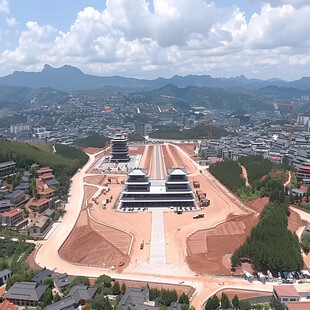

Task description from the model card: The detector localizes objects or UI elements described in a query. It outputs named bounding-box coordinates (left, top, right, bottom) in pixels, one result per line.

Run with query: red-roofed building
left=40, top=173, right=55, bottom=181
left=296, top=165, right=310, bottom=179
left=273, top=285, right=300, bottom=304
left=36, top=179, right=55, bottom=199
left=0, top=208, right=26, bottom=228
left=286, top=301, right=310, bottom=310
left=29, top=198, right=50, bottom=214
left=36, top=167, right=53, bottom=177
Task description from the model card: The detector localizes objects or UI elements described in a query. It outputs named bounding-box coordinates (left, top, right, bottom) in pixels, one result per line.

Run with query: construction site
left=34, top=137, right=310, bottom=309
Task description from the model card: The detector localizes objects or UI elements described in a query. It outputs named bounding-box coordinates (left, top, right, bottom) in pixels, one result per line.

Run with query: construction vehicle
left=193, top=181, right=200, bottom=188
left=193, top=213, right=204, bottom=219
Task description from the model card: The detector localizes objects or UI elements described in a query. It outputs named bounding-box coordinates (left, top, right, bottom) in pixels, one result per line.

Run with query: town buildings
left=0, top=161, right=15, bottom=177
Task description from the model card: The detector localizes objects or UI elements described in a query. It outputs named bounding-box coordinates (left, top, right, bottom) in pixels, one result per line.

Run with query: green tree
left=42, top=276, right=54, bottom=288
left=30, top=166, right=36, bottom=177
left=221, top=293, right=231, bottom=309
left=301, top=234, right=310, bottom=251
left=182, top=304, right=189, bottom=310
left=95, top=274, right=112, bottom=287
left=239, top=300, right=251, bottom=310
left=121, top=282, right=127, bottom=295
left=270, top=297, right=285, bottom=310
left=66, top=276, right=90, bottom=294
left=179, top=292, right=189, bottom=305
left=40, top=288, right=53, bottom=307
left=112, top=281, right=121, bottom=295
left=232, top=295, right=240, bottom=309
left=205, top=295, right=219, bottom=310
left=53, top=293, right=61, bottom=302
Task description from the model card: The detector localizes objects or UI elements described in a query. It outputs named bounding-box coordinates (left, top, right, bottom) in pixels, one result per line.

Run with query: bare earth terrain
left=34, top=144, right=310, bottom=309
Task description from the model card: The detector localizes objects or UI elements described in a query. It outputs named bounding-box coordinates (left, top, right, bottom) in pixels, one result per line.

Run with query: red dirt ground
left=26, top=249, right=42, bottom=271
left=59, top=209, right=130, bottom=271
left=245, top=197, right=269, bottom=213
left=82, top=185, right=98, bottom=208
left=89, top=217, right=132, bottom=255
left=163, top=144, right=197, bottom=174
left=215, top=289, right=272, bottom=301
left=140, top=145, right=153, bottom=173
left=128, top=145, right=145, bottom=155
left=288, top=208, right=307, bottom=233
left=186, top=213, right=258, bottom=275
left=174, top=143, right=197, bottom=155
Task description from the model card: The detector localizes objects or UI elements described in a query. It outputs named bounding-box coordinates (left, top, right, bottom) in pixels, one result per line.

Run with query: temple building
left=118, top=168, right=196, bottom=209
left=111, top=133, right=129, bottom=163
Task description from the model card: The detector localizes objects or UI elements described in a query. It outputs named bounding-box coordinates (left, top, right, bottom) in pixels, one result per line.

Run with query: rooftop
left=29, top=215, right=50, bottom=229
left=168, top=168, right=187, bottom=176
left=128, top=168, right=147, bottom=177
left=273, top=285, right=300, bottom=298
left=1, top=208, right=23, bottom=218
left=0, top=269, right=11, bottom=278
left=30, top=198, right=50, bottom=207
left=0, top=161, right=15, bottom=168
left=3, top=282, right=48, bottom=301
left=286, top=301, right=310, bottom=310
left=32, top=269, right=53, bottom=283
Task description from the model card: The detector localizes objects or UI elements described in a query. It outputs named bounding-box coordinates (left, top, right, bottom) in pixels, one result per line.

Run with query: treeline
left=237, top=171, right=285, bottom=202
left=128, top=133, right=145, bottom=141
left=0, top=139, right=87, bottom=196
left=205, top=293, right=239, bottom=310
left=209, top=160, right=245, bottom=193
left=74, top=135, right=110, bottom=148
left=149, top=124, right=232, bottom=140
left=231, top=190, right=303, bottom=272
left=205, top=293, right=273, bottom=310
left=0, top=238, right=36, bottom=289
left=239, top=155, right=273, bottom=184
left=55, top=144, right=89, bottom=165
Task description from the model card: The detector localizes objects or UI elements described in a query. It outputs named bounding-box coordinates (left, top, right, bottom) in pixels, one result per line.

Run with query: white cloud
left=1, top=0, right=310, bottom=79
left=0, top=0, right=9, bottom=14
left=6, top=17, right=16, bottom=26
left=252, top=0, right=310, bottom=8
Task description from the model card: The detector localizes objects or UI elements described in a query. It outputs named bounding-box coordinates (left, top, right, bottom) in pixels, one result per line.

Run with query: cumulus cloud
left=251, top=0, right=310, bottom=8
left=6, top=17, right=16, bottom=26
left=0, top=0, right=9, bottom=13
left=1, top=0, right=310, bottom=79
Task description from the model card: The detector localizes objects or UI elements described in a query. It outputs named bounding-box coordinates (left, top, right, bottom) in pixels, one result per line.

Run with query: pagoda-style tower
left=111, top=133, right=129, bottom=163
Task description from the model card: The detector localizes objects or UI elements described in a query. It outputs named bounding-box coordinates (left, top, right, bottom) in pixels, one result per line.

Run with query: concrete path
left=149, top=208, right=166, bottom=265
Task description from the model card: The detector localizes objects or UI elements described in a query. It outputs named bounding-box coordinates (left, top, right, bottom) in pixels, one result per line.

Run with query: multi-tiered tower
left=111, top=133, right=129, bottom=163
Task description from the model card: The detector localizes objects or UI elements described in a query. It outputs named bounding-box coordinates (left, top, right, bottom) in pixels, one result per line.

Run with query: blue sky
left=0, top=0, right=310, bottom=80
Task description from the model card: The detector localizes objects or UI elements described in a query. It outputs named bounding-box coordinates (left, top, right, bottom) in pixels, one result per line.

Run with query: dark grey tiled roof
left=54, top=273, right=72, bottom=289
left=68, top=286, right=97, bottom=303
left=3, top=282, right=48, bottom=301
left=32, top=269, right=53, bottom=283
left=0, top=268, right=11, bottom=278
left=45, top=296, right=76, bottom=310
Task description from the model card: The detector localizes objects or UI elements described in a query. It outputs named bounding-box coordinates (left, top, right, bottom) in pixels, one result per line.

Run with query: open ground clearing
left=35, top=144, right=310, bottom=310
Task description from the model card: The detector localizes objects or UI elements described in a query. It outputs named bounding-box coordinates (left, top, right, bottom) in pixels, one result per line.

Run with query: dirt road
left=34, top=145, right=310, bottom=309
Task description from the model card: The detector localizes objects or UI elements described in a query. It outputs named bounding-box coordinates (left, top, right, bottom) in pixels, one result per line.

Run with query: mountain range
left=0, top=64, right=310, bottom=92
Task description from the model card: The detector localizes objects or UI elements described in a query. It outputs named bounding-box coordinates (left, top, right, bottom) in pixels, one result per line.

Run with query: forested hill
left=0, top=139, right=88, bottom=195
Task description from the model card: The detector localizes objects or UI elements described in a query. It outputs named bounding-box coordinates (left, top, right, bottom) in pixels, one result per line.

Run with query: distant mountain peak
left=42, top=64, right=83, bottom=74
left=42, top=64, right=53, bottom=71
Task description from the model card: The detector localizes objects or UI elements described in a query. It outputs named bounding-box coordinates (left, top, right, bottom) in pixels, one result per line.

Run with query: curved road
left=35, top=146, right=310, bottom=309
